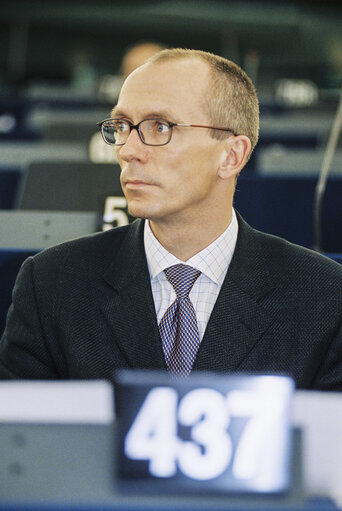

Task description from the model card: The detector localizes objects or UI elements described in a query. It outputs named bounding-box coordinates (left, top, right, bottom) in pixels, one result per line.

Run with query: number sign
left=114, top=371, right=294, bottom=496
left=97, top=195, right=134, bottom=231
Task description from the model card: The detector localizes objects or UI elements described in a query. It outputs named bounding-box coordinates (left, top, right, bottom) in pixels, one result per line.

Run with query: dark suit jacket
left=1, top=214, right=342, bottom=389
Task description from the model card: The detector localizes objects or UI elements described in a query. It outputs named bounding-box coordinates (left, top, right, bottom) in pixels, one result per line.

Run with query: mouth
left=124, top=179, right=155, bottom=189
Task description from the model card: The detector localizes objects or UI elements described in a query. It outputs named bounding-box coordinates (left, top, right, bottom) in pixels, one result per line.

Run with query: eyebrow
left=110, top=106, right=123, bottom=118
left=110, top=106, right=182, bottom=123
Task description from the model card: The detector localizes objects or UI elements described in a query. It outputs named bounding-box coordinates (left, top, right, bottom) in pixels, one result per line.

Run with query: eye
left=114, top=120, right=130, bottom=133
left=155, top=121, right=170, bottom=134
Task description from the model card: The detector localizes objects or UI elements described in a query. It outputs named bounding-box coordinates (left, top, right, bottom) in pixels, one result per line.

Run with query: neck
left=149, top=209, right=233, bottom=261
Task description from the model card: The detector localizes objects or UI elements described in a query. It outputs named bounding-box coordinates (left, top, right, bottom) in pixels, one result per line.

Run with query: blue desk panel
left=0, top=168, right=23, bottom=209
left=326, top=253, right=342, bottom=264
left=235, top=176, right=342, bottom=253
left=0, top=497, right=339, bottom=511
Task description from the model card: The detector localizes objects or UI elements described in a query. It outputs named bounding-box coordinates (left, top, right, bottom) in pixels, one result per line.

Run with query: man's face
left=115, top=58, right=226, bottom=227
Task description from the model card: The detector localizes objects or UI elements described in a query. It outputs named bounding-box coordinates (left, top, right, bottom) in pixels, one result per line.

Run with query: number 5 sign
left=98, top=195, right=134, bottom=232
left=114, top=371, right=294, bottom=496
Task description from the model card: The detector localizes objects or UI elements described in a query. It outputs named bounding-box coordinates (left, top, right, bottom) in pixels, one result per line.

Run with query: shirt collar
left=144, top=209, right=238, bottom=285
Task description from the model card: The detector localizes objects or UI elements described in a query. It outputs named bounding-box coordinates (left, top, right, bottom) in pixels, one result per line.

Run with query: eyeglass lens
left=102, top=119, right=171, bottom=146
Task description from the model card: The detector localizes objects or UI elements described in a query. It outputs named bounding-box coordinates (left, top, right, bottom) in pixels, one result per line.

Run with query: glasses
left=96, top=118, right=238, bottom=147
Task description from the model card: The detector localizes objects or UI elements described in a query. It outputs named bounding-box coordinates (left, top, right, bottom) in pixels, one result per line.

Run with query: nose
left=118, top=127, right=149, bottom=163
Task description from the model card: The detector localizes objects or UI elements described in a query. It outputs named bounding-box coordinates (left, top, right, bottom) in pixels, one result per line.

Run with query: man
left=0, top=49, right=342, bottom=388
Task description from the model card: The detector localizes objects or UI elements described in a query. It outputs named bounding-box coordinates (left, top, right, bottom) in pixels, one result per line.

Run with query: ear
left=218, top=135, right=252, bottom=179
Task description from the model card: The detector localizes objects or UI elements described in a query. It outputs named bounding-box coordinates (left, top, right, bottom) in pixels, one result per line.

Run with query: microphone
left=313, top=86, right=342, bottom=252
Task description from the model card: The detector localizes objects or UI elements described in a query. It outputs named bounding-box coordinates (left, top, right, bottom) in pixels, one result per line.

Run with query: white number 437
left=124, top=386, right=287, bottom=482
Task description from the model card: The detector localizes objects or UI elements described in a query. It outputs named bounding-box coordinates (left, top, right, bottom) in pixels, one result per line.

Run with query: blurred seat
left=247, top=131, right=322, bottom=174
left=0, top=210, right=97, bottom=250
left=235, top=175, right=342, bottom=253
left=0, top=126, right=41, bottom=142
left=0, top=140, right=89, bottom=166
left=16, top=162, right=123, bottom=212
left=0, top=98, right=41, bottom=142
left=258, top=131, right=321, bottom=149
left=260, top=109, right=333, bottom=136
left=256, top=147, right=342, bottom=176
left=0, top=167, right=23, bottom=209
left=0, top=97, right=105, bottom=166
left=44, top=122, right=97, bottom=142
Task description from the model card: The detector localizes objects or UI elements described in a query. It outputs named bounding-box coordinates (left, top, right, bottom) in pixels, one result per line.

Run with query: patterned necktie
left=159, top=264, right=201, bottom=377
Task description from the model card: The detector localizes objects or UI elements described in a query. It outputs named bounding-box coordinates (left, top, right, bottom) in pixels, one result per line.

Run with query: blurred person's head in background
left=121, top=42, right=166, bottom=80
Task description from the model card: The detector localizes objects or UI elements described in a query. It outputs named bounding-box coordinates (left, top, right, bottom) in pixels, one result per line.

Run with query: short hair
left=148, top=48, right=259, bottom=157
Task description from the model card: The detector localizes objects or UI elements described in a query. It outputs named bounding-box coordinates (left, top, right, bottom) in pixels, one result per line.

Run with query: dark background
left=1, top=0, right=341, bottom=95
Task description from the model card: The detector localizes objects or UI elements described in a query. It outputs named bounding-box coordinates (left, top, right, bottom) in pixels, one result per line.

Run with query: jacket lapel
left=193, top=215, right=276, bottom=372
left=102, top=220, right=166, bottom=370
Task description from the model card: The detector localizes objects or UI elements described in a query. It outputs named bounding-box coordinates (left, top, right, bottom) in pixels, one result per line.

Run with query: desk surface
left=0, top=422, right=338, bottom=511
left=0, top=210, right=97, bottom=249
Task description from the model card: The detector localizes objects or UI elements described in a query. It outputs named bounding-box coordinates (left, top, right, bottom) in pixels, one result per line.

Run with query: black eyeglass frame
left=96, top=118, right=239, bottom=146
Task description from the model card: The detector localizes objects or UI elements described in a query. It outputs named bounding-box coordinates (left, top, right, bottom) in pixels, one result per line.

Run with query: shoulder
left=236, top=213, right=342, bottom=288
left=26, top=220, right=143, bottom=276
left=260, top=229, right=341, bottom=275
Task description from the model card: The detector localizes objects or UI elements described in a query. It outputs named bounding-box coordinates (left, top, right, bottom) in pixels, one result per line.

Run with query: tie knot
left=164, top=264, right=201, bottom=299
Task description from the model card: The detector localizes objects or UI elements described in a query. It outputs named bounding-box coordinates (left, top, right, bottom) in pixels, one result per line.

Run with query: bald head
left=147, top=48, right=259, bottom=155
left=114, top=57, right=212, bottom=131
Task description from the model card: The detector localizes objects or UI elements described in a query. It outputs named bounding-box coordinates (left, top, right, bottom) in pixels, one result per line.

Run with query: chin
left=127, top=202, right=153, bottom=220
